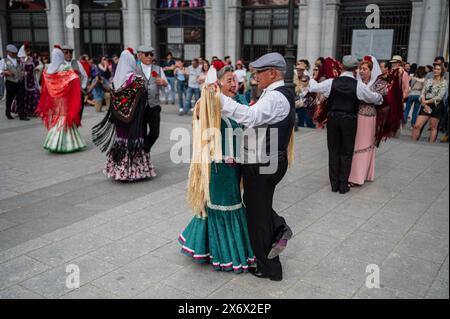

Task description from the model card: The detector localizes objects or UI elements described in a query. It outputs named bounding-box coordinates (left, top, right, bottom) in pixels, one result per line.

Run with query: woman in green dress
left=179, top=61, right=255, bottom=273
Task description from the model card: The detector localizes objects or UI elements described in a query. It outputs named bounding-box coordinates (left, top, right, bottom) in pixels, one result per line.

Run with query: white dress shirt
left=140, top=63, right=168, bottom=83
left=0, top=59, right=5, bottom=76
left=140, top=63, right=170, bottom=95
left=220, top=80, right=290, bottom=128
left=0, top=56, right=18, bottom=76
left=309, top=71, right=383, bottom=105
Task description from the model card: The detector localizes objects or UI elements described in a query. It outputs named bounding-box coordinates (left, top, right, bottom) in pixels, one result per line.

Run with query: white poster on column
left=168, top=28, right=184, bottom=44
left=184, top=44, right=201, bottom=61
left=352, top=29, right=394, bottom=60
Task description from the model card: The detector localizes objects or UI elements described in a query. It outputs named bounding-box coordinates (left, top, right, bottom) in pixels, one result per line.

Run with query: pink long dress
left=348, top=99, right=377, bottom=185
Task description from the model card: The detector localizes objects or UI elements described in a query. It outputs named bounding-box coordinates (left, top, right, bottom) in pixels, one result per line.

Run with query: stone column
left=205, top=0, right=225, bottom=60
left=225, top=0, right=241, bottom=63
left=437, top=0, right=449, bottom=56
left=47, top=0, right=65, bottom=48
left=126, top=0, right=142, bottom=49
left=305, top=0, right=323, bottom=65
left=444, top=8, right=449, bottom=61
left=142, top=0, right=154, bottom=49
left=322, top=0, right=340, bottom=58
left=63, top=0, right=82, bottom=57
left=0, top=1, right=7, bottom=57
left=418, top=0, right=442, bottom=65
left=297, top=0, right=308, bottom=60
left=407, top=0, right=424, bottom=64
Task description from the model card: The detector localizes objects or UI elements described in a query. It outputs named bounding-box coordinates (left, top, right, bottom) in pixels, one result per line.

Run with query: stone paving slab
left=0, top=103, right=448, bottom=299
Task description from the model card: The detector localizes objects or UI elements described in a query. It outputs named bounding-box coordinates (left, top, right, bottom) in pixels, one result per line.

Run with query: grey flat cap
left=6, top=44, right=18, bottom=53
left=137, top=45, right=155, bottom=53
left=342, top=55, right=358, bottom=69
left=61, top=45, right=74, bottom=51
left=250, top=52, right=286, bottom=71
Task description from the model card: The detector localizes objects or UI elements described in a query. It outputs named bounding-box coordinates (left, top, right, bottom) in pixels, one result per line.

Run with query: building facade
left=0, top=0, right=448, bottom=66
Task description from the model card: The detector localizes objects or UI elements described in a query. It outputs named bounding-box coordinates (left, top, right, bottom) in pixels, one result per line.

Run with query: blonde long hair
left=187, top=86, right=222, bottom=217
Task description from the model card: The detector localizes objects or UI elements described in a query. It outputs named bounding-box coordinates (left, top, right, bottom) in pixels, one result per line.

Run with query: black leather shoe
left=249, top=268, right=282, bottom=281
left=19, top=117, right=30, bottom=121
left=6, top=115, right=14, bottom=120
left=339, top=187, right=350, bottom=194
left=331, top=187, right=339, bottom=193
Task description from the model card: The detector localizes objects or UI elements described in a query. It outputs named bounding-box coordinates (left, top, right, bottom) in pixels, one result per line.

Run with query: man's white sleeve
left=160, top=69, right=169, bottom=89
left=0, top=59, right=5, bottom=76
left=220, top=92, right=289, bottom=128
left=77, top=61, right=88, bottom=90
left=357, top=82, right=383, bottom=105
left=308, top=78, right=333, bottom=98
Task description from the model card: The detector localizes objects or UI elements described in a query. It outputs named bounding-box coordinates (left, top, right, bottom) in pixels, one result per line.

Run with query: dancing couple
left=179, top=53, right=295, bottom=281
left=92, top=46, right=168, bottom=182
left=310, top=55, right=404, bottom=193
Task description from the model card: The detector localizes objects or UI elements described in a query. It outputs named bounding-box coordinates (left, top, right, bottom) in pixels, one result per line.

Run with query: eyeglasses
left=63, top=51, right=73, bottom=55
left=142, top=52, right=153, bottom=57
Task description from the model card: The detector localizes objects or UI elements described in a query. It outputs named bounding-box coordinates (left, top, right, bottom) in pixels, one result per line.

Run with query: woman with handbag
left=412, top=64, right=448, bottom=143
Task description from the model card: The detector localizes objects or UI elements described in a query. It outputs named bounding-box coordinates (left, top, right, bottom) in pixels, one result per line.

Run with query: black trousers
left=144, top=105, right=161, bottom=152
left=327, top=116, right=357, bottom=190
left=5, top=80, right=25, bottom=118
left=242, top=154, right=289, bottom=276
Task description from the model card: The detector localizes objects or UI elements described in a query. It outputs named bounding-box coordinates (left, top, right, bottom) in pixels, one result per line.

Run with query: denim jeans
left=163, top=77, right=176, bottom=103
left=176, top=80, right=186, bottom=111
left=184, top=87, right=200, bottom=113
left=296, top=108, right=315, bottom=128
left=404, top=95, right=421, bottom=126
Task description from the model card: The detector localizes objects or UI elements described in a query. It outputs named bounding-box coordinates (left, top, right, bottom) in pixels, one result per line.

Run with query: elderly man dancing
left=218, top=53, right=295, bottom=281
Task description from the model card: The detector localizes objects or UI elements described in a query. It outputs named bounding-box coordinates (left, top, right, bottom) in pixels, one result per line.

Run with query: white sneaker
left=189, top=108, right=194, bottom=114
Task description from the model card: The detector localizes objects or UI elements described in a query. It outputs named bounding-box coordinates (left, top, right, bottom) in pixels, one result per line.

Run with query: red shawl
left=312, top=58, right=342, bottom=126
left=317, top=57, right=343, bottom=81
left=374, top=68, right=404, bottom=146
left=37, top=69, right=81, bottom=130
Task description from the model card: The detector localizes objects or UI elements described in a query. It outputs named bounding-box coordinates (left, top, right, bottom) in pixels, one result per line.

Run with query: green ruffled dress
left=179, top=114, right=256, bottom=273
left=43, top=117, right=86, bottom=153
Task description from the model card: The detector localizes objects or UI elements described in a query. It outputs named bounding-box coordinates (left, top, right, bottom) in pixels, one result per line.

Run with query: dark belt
left=328, top=111, right=357, bottom=119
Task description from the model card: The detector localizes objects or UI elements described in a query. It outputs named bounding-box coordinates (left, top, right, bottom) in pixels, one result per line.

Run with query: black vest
left=265, top=86, right=296, bottom=155
left=328, top=76, right=359, bottom=114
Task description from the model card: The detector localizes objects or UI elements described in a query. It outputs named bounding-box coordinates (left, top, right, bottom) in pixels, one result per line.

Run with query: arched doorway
left=6, top=0, right=49, bottom=55
left=80, top=0, right=123, bottom=58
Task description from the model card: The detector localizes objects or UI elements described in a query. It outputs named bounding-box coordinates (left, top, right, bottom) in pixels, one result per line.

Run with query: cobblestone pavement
left=0, top=100, right=448, bottom=299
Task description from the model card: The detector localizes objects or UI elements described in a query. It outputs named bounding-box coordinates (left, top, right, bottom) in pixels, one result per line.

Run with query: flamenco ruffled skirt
left=103, top=150, right=157, bottom=182
left=43, top=118, right=86, bottom=153
left=179, top=205, right=256, bottom=274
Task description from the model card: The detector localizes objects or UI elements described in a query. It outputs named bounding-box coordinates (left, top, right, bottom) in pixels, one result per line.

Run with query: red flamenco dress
left=37, top=66, right=86, bottom=153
